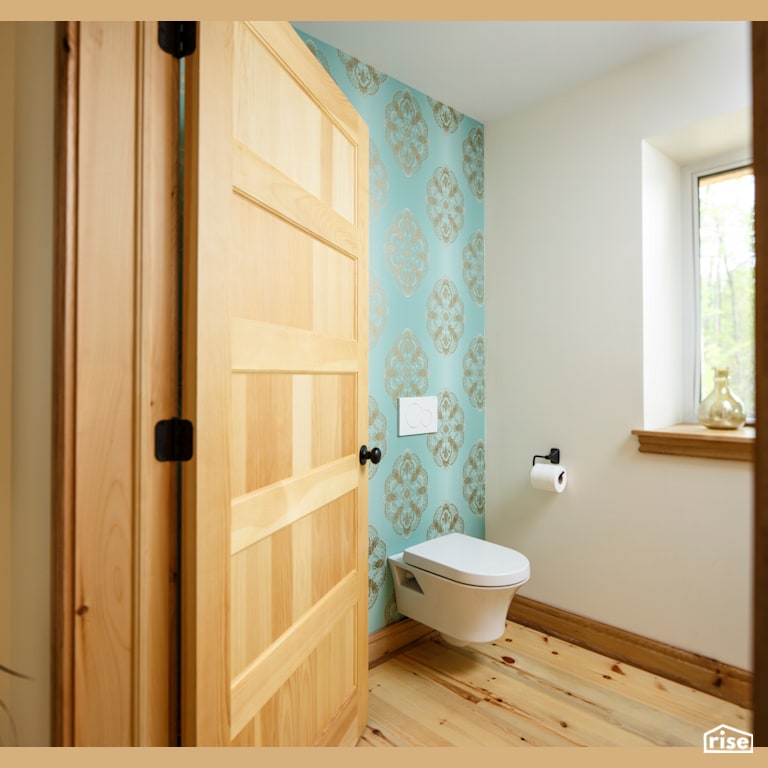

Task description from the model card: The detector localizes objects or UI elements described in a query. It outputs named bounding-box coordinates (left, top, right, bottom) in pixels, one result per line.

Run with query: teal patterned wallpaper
left=296, top=30, right=485, bottom=634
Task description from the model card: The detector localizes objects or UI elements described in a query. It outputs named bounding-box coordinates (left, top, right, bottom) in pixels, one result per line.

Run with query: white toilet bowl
left=388, top=532, right=530, bottom=646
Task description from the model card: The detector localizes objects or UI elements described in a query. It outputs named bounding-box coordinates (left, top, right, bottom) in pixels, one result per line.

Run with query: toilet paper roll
left=530, top=463, right=567, bottom=493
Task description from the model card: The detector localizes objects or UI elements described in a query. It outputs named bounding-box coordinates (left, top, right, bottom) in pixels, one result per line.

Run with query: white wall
left=641, top=141, right=684, bottom=428
left=486, top=23, right=753, bottom=669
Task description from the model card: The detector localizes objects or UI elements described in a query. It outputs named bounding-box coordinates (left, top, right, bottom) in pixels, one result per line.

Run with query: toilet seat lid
left=402, top=533, right=530, bottom=587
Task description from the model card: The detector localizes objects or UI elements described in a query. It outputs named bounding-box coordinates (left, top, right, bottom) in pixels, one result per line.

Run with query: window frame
left=681, top=147, right=754, bottom=424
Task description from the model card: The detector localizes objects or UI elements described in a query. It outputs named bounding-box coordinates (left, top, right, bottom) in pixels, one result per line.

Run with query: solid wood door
left=181, top=21, right=370, bottom=746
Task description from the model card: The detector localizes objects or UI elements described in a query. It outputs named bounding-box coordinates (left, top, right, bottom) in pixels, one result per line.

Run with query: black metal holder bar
left=532, top=447, right=560, bottom=467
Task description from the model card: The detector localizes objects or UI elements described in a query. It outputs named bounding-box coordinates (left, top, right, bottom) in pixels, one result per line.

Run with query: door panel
left=182, top=21, right=369, bottom=746
left=231, top=24, right=357, bottom=224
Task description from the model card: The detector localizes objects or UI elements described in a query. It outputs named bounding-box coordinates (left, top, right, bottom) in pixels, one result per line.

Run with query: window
left=693, top=161, right=755, bottom=421
left=635, top=120, right=755, bottom=460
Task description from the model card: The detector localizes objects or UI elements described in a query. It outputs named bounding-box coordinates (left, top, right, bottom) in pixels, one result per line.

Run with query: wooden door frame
left=752, top=20, right=768, bottom=745
left=52, top=21, right=179, bottom=746
left=51, top=19, right=77, bottom=746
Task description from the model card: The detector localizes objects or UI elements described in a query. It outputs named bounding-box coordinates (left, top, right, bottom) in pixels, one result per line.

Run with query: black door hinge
left=155, top=418, right=194, bottom=462
left=158, top=21, right=197, bottom=59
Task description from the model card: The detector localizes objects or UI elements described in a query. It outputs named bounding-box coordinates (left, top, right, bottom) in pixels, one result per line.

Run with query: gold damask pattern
left=463, top=441, right=485, bottom=517
left=385, top=89, right=430, bottom=178
left=368, top=526, right=387, bottom=609
left=369, top=139, right=389, bottom=220
left=369, top=273, right=388, bottom=349
left=384, top=450, right=429, bottom=538
left=337, top=50, right=388, bottom=96
left=297, top=30, right=484, bottom=636
left=463, top=335, right=485, bottom=410
left=463, top=231, right=484, bottom=306
left=384, top=329, right=429, bottom=402
left=303, top=38, right=331, bottom=74
left=427, top=502, right=464, bottom=538
left=463, top=125, right=484, bottom=201
left=426, top=165, right=465, bottom=244
left=426, top=277, right=464, bottom=355
left=384, top=594, right=402, bottom=625
left=384, top=209, right=430, bottom=298
left=368, top=396, right=387, bottom=479
left=426, top=390, right=464, bottom=468
left=427, top=96, right=464, bottom=134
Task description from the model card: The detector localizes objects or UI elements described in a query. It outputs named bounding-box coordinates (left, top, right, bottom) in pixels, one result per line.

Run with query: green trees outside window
left=698, top=165, right=755, bottom=420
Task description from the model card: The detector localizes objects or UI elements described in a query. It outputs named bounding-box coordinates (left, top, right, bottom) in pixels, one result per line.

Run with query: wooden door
left=181, top=21, right=370, bottom=746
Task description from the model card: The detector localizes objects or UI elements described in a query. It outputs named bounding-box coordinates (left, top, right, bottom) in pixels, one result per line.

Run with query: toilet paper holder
left=532, top=447, right=560, bottom=466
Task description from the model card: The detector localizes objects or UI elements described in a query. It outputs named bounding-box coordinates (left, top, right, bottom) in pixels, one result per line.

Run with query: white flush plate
left=398, top=396, right=438, bottom=436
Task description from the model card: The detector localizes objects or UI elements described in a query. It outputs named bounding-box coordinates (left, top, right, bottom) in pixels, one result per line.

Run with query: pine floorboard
left=358, top=620, right=752, bottom=747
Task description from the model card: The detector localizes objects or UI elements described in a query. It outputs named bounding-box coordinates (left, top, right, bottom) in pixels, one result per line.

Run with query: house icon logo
left=703, top=724, right=753, bottom=754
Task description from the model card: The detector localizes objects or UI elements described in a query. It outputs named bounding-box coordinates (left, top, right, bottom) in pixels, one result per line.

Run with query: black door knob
left=359, top=445, right=382, bottom=466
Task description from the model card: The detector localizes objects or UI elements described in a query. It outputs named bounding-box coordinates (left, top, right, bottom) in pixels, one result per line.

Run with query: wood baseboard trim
left=368, top=618, right=436, bottom=668
left=507, top=595, right=752, bottom=710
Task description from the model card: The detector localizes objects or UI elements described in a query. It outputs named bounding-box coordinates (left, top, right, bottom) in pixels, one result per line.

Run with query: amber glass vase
left=697, top=366, right=746, bottom=429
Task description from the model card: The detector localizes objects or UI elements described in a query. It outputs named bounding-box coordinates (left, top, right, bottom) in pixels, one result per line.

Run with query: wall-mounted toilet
left=388, top=532, right=530, bottom=647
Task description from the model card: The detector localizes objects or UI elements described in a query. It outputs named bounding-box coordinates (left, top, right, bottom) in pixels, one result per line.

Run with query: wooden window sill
left=631, top=423, right=755, bottom=462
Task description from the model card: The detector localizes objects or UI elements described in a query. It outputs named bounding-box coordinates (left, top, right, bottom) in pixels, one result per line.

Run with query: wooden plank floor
left=358, top=621, right=752, bottom=747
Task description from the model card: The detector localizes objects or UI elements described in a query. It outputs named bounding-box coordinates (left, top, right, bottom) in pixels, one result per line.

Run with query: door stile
left=354, top=105, right=371, bottom=743
left=133, top=21, right=181, bottom=746
left=180, top=22, right=234, bottom=746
